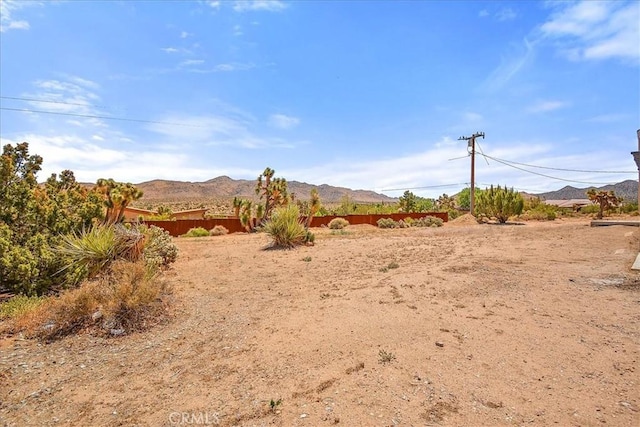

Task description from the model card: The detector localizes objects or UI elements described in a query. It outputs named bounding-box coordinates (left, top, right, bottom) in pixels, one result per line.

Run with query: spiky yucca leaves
left=476, top=185, right=524, bottom=223
left=262, top=204, right=308, bottom=249
left=56, top=224, right=145, bottom=285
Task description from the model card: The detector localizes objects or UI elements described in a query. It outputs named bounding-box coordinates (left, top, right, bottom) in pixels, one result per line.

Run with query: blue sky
left=1, top=0, right=638, bottom=198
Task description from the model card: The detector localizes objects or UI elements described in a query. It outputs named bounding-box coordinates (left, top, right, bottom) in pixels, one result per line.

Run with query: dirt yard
left=1, top=218, right=639, bottom=426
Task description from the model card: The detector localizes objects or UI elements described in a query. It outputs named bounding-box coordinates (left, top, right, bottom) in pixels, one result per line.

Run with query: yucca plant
left=262, top=204, right=307, bottom=248
left=56, top=224, right=144, bottom=285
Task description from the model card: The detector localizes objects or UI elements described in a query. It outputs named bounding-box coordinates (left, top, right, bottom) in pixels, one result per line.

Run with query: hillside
left=535, top=180, right=637, bottom=201
left=134, top=176, right=396, bottom=204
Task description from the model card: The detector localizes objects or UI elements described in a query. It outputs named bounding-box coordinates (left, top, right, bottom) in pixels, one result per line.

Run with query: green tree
left=586, top=189, right=621, bottom=219
left=0, top=143, right=104, bottom=295
left=398, top=191, right=417, bottom=213
left=475, top=185, right=524, bottom=223
left=456, top=187, right=481, bottom=211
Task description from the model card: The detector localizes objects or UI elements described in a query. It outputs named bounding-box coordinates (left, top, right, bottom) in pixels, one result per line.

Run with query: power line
left=380, top=183, right=468, bottom=192
left=0, top=107, right=206, bottom=127
left=480, top=153, right=621, bottom=185
left=0, top=95, right=119, bottom=111
left=482, top=153, right=636, bottom=174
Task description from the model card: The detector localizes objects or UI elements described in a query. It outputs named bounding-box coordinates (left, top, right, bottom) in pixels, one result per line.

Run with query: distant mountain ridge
left=135, top=176, right=396, bottom=204
left=535, top=180, right=638, bottom=201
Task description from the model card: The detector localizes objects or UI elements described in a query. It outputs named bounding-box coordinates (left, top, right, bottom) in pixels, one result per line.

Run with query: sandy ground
left=1, top=217, right=639, bottom=427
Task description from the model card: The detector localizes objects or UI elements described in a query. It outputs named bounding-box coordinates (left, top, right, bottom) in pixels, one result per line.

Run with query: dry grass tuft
left=1, top=260, right=172, bottom=340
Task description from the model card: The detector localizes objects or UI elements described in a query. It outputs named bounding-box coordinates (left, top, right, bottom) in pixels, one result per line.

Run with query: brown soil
left=1, top=218, right=639, bottom=426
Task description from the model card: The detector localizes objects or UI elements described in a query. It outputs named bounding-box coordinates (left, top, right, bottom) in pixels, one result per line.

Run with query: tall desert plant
left=262, top=205, right=308, bottom=248
left=586, top=189, right=620, bottom=219
left=475, top=185, right=524, bottom=223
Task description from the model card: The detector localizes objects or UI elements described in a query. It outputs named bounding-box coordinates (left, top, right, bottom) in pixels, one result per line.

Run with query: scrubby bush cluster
left=377, top=216, right=443, bottom=229
left=519, top=203, right=557, bottom=221
left=0, top=142, right=178, bottom=339
left=209, top=225, right=229, bottom=236
left=182, top=227, right=210, bottom=237
left=475, top=185, right=524, bottom=223
left=2, top=260, right=171, bottom=339
left=328, top=218, right=349, bottom=229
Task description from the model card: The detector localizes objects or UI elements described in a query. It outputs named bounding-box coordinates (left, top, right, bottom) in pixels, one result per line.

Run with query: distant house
left=543, top=199, right=594, bottom=211
left=122, top=206, right=158, bottom=221
left=172, top=208, right=208, bottom=220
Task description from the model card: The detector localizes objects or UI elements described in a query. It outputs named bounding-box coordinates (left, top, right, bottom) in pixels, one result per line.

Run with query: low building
left=122, top=206, right=158, bottom=221
left=543, top=199, right=593, bottom=211
left=172, top=208, right=208, bottom=220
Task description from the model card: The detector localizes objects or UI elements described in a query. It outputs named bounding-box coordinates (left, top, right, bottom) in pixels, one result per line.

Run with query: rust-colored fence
left=143, top=212, right=448, bottom=237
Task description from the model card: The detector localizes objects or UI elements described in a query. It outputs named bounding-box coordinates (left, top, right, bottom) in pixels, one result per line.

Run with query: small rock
left=110, top=329, right=125, bottom=336
left=300, top=413, right=308, bottom=418
left=435, top=341, right=444, bottom=347
left=91, top=311, right=103, bottom=321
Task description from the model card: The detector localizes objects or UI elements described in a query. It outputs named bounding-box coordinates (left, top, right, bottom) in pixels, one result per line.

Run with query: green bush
left=0, top=295, right=45, bottom=320
left=414, top=216, right=444, bottom=227
left=328, top=218, right=350, bottom=229
left=262, top=205, right=308, bottom=248
left=475, top=185, right=524, bottom=223
left=139, top=225, right=178, bottom=269
left=377, top=218, right=397, bottom=229
left=520, top=204, right=557, bottom=221
left=209, top=225, right=229, bottom=236
left=182, top=227, right=210, bottom=237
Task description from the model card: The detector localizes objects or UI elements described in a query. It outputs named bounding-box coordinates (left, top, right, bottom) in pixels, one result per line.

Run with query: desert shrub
left=328, top=218, right=350, bottom=229
left=475, top=185, right=524, bottom=223
left=621, top=202, right=638, bottom=214
left=139, top=225, right=178, bottom=269
left=414, top=216, right=444, bottom=227
left=377, top=218, right=397, bottom=229
left=0, top=295, right=45, bottom=320
left=262, top=205, right=307, bottom=248
left=182, top=227, right=209, bottom=237
left=520, top=204, right=557, bottom=221
left=209, top=225, right=229, bottom=236
left=403, top=217, right=415, bottom=226
left=580, top=204, right=600, bottom=215
left=3, top=260, right=171, bottom=340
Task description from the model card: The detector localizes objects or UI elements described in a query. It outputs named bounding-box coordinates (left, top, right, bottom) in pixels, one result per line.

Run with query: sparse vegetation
left=182, top=227, right=210, bottom=237
left=328, top=218, right=350, bottom=229
left=520, top=203, right=558, bottom=221
left=2, top=260, right=172, bottom=340
left=378, top=349, right=396, bottom=364
left=377, top=216, right=443, bottom=229
left=209, top=225, right=229, bottom=236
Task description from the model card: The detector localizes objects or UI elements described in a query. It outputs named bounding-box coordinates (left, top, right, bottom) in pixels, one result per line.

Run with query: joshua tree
left=255, top=167, right=289, bottom=224
left=305, top=188, right=321, bottom=229
left=96, top=178, right=143, bottom=224
left=587, top=189, right=621, bottom=219
left=232, top=196, right=243, bottom=218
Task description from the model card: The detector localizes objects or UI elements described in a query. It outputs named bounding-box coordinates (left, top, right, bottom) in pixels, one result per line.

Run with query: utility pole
left=631, top=129, right=640, bottom=213
left=458, top=132, right=485, bottom=216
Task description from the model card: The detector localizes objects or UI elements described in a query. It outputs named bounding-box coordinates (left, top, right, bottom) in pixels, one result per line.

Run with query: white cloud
left=187, top=62, right=256, bottom=73
left=233, top=24, right=243, bottom=36
left=268, top=114, right=300, bottom=130
left=540, top=1, right=640, bottom=64
left=482, top=37, right=536, bottom=91
left=205, top=1, right=221, bottom=9
left=180, top=31, right=193, bottom=38
left=233, top=0, right=287, bottom=13
left=496, top=7, right=517, bottom=22
left=147, top=113, right=298, bottom=149
left=179, top=59, right=205, bottom=68
left=0, top=0, right=38, bottom=32
left=527, top=100, right=569, bottom=113
left=479, top=9, right=489, bottom=18
left=161, top=47, right=180, bottom=53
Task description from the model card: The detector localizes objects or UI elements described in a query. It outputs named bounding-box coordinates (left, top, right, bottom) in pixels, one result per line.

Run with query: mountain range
left=135, top=176, right=396, bottom=204
left=132, top=176, right=638, bottom=204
